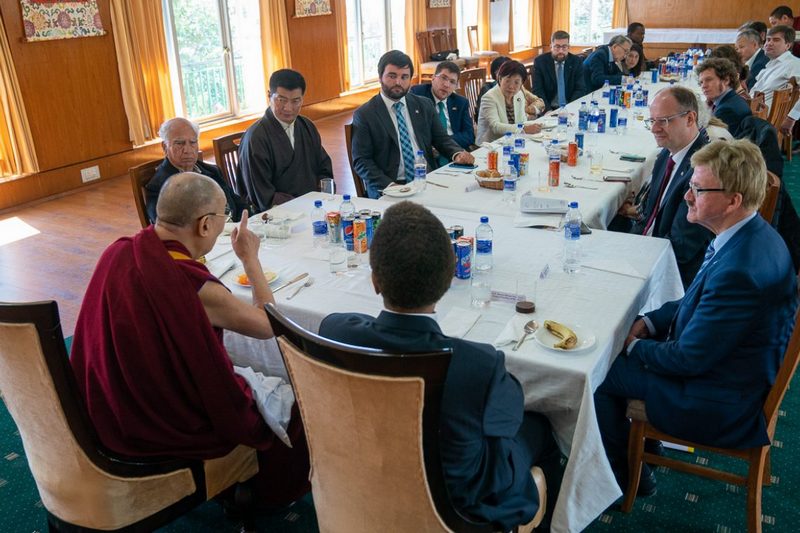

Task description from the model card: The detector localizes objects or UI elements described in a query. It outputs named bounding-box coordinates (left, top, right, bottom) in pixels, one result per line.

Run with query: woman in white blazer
left=476, top=60, right=544, bottom=145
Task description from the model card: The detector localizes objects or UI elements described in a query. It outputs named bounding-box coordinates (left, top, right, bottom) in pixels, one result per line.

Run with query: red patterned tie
left=642, top=156, right=676, bottom=236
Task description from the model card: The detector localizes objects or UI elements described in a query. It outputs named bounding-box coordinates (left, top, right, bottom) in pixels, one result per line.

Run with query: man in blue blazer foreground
left=533, top=30, right=586, bottom=110
left=352, top=50, right=474, bottom=198
left=583, top=34, right=632, bottom=91
left=696, top=57, right=752, bottom=137
left=319, top=202, right=562, bottom=531
left=595, top=139, right=798, bottom=496
left=410, top=61, right=475, bottom=155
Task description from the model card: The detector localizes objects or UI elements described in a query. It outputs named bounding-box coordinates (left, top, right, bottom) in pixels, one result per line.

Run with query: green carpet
left=3, top=160, right=800, bottom=532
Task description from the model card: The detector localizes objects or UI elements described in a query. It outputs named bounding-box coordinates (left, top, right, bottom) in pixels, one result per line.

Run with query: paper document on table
left=582, top=258, right=646, bottom=279
left=439, top=307, right=481, bottom=338
left=519, top=192, right=569, bottom=214
left=514, top=212, right=563, bottom=229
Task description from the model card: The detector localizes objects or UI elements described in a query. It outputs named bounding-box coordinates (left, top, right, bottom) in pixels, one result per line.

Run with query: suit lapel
left=406, top=95, right=428, bottom=152
left=373, top=95, right=400, bottom=148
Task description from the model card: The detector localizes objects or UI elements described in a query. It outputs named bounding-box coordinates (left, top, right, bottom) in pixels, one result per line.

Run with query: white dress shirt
left=750, top=50, right=800, bottom=110
left=380, top=92, right=422, bottom=180
left=275, top=117, right=295, bottom=149
left=645, top=132, right=700, bottom=236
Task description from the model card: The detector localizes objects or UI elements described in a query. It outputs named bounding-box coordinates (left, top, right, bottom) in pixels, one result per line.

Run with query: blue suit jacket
left=533, top=53, right=586, bottom=110
left=409, top=84, right=475, bottom=150
left=633, top=215, right=798, bottom=449
left=319, top=311, right=539, bottom=530
left=747, top=49, right=769, bottom=91
left=352, top=93, right=464, bottom=198
left=583, top=45, right=623, bottom=91
left=714, top=89, right=752, bottom=137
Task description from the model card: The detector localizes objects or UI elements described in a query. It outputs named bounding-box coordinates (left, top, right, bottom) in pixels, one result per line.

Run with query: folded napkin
left=494, top=314, right=536, bottom=347
left=582, top=258, right=646, bottom=279
left=208, top=256, right=236, bottom=279
left=464, top=182, right=480, bottom=193
left=234, top=366, right=294, bottom=447
left=262, top=224, right=291, bottom=239
left=603, top=163, right=635, bottom=174
left=438, top=307, right=481, bottom=339
left=514, top=212, right=563, bottom=229
left=267, top=208, right=305, bottom=223
left=206, top=245, right=233, bottom=262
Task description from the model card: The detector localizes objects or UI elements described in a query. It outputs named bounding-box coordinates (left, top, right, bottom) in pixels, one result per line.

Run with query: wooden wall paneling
left=627, top=0, right=799, bottom=29
left=285, top=0, right=342, bottom=104
left=0, top=0, right=131, bottom=172
left=490, top=0, right=510, bottom=55
left=426, top=4, right=452, bottom=29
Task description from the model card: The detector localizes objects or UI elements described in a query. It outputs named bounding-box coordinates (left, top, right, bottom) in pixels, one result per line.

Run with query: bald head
left=156, top=172, right=225, bottom=227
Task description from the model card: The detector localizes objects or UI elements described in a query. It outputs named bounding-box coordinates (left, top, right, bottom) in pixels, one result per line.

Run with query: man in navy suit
left=410, top=61, right=475, bottom=155
left=736, top=29, right=769, bottom=90
left=583, top=35, right=632, bottom=91
left=595, top=138, right=798, bottom=495
left=696, top=58, right=752, bottom=136
left=630, top=86, right=713, bottom=287
left=351, top=50, right=474, bottom=198
left=319, top=202, right=562, bottom=531
left=533, top=30, right=586, bottom=110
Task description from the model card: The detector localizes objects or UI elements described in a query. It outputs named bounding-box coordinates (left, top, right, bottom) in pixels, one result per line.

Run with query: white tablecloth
left=221, top=192, right=684, bottom=532
left=603, top=27, right=740, bottom=45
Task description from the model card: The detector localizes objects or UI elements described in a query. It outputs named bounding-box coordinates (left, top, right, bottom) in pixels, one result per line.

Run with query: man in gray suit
left=351, top=50, right=474, bottom=198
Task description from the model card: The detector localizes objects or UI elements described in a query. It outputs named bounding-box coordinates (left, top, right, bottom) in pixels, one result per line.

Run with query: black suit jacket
left=409, top=84, right=475, bottom=149
left=631, top=133, right=713, bottom=287
left=533, top=53, right=586, bottom=110
left=747, top=49, right=769, bottom=91
left=319, top=311, right=540, bottom=530
left=713, top=89, right=752, bottom=137
left=583, top=45, right=623, bottom=91
left=352, top=93, right=463, bottom=198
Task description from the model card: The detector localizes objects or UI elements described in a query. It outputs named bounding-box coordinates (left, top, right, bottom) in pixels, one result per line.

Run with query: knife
left=271, top=272, right=308, bottom=293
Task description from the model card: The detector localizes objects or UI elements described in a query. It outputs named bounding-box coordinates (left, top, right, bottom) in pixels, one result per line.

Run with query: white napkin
left=206, top=246, right=233, bottom=262
left=233, top=366, right=295, bottom=447
left=464, top=182, right=480, bottom=193
left=514, top=212, right=563, bottom=229
left=582, top=258, right=646, bottom=279
left=438, top=307, right=481, bottom=339
left=262, top=224, right=291, bottom=239
left=603, top=163, right=635, bottom=174
left=494, top=314, right=535, bottom=347
left=208, top=256, right=235, bottom=279
left=267, top=208, right=305, bottom=223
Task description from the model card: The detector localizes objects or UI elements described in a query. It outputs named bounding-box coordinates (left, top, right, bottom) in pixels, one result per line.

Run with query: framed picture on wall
left=295, top=0, right=332, bottom=17
left=429, top=0, right=451, bottom=7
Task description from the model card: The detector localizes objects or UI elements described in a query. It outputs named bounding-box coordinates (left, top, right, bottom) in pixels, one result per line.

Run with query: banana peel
left=544, top=320, right=578, bottom=349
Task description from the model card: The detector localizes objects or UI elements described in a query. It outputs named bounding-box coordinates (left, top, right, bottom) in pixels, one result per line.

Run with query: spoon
left=287, top=276, right=314, bottom=300
left=570, top=174, right=604, bottom=182
left=564, top=182, right=599, bottom=190
left=512, top=320, right=539, bottom=351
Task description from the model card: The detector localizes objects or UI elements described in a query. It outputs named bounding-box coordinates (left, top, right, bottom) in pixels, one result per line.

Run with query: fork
left=287, top=276, right=314, bottom=300
left=564, top=182, right=598, bottom=190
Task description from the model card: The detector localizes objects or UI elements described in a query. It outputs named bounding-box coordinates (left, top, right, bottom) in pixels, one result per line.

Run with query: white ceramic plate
left=533, top=322, right=597, bottom=353
left=382, top=185, right=417, bottom=198
left=231, top=269, right=279, bottom=288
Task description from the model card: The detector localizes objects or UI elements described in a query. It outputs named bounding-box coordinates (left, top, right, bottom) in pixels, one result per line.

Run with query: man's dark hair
left=496, top=60, right=529, bottom=84
left=627, top=22, right=645, bottom=35
left=696, top=57, right=740, bottom=88
left=434, top=61, right=461, bottom=77
left=489, top=56, right=511, bottom=80
left=370, top=202, right=454, bottom=309
left=663, top=85, right=699, bottom=116
left=771, top=5, right=794, bottom=19
left=551, top=30, right=570, bottom=42
left=768, top=25, right=796, bottom=44
left=748, top=21, right=769, bottom=43
left=378, top=50, right=415, bottom=78
left=269, top=69, right=306, bottom=94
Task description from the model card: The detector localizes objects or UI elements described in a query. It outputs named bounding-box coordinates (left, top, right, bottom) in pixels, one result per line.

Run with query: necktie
left=393, top=101, right=416, bottom=182
left=708, top=99, right=716, bottom=112
left=642, top=156, right=676, bottom=236
left=557, top=62, right=567, bottom=108
left=436, top=101, right=450, bottom=167
left=698, top=241, right=716, bottom=274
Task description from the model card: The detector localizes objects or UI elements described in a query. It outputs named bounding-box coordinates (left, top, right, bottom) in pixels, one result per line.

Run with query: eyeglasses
left=552, top=44, right=570, bottom=50
left=197, top=205, right=231, bottom=221
left=435, top=73, right=459, bottom=85
left=644, top=111, right=690, bottom=128
left=271, top=95, right=303, bottom=107
left=688, top=181, right=726, bottom=196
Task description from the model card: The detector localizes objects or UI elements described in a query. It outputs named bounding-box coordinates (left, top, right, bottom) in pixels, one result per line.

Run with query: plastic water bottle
left=311, top=200, right=327, bottom=248
left=339, top=194, right=356, bottom=249
left=601, top=80, right=610, bottom=99
left=588, top=101, right=599, bottom=133
left=474, top=216, right=493, bottom=271
left=558, top=106, right=569, bottom=134
left=578, top=101, right=589, bottom=131
left=563, top=202, right=582, bottom=274
left=503, top=161, right=518, bottom=204
left=634, top=83, right=643, bottom=108
left=414, top=150, right=427, bottom=192
left=514, top=123, right=526, bottom=151
left=617, top=107, right=628, bottom=135
left=339, top=194, right=355, bottom=218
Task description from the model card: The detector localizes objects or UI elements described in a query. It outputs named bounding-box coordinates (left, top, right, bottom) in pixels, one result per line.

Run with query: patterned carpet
left=3, top=160, right=800, bottom=532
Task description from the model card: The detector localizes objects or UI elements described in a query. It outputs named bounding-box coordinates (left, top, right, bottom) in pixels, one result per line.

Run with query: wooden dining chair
left=764, top=79, right=798, bottom=161
left=759, top=171, right=782, bottom=224
left=343, top=123, right=368, bottom=198
left=129, top=151, right=203, bottom=228
left=458, top=67, right=487, bottom=121
left=622, top=308, right=800, bottom=533
left=750, top=92, right=768, bottom=121
left=466, top=25, right=499, bottom=76
left=212, top=131, right=244, bottom=192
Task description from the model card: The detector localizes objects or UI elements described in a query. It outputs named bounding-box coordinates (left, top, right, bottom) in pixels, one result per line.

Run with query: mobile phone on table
left=449, top=163, right=478, bottom=169
left=619, top=154, right=646, bottom=162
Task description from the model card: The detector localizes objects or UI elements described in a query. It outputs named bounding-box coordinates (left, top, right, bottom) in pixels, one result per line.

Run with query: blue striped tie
left=393, top=101, right=416, bottom=182
left=557, top=61, right=567, bottom=107
left=698, top=241, right=716, bottom=274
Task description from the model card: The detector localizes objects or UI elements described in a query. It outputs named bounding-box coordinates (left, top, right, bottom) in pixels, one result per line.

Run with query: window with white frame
left=512, top=0, right=531, bottom=51
left=569, top=0, right=614, bottom=45
left=346, top=0, right=405, bottom=88
left=162, top=0, right=266, bottom=123
left=456, top=0, right=478, bottom=56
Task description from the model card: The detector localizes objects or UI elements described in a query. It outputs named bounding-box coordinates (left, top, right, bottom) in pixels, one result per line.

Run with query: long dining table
left=218, top=184, right=684, bottom=532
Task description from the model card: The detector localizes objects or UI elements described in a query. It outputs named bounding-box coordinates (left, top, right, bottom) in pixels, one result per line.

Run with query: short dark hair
left=434, top=61, right=461, bottom=77
left=662, top=86, right=699, bottom=116
left=696, top=57, right=740, bottom=87
left=269, top=69, right=306, bottom=94
left=627, top=22, right=645, bottom=34
left=490, top=55, right=511, bottom=80
left=551, top=30, right=570, bottom=42
left=748, top=21, right=768, bottom=43
left=369, top=202, right=453, bottom=309
left=771, top=5, right=794, bottom=19
left=496, top=60, right=528, bottom=84
left=378, top=50, right=414, bottom=78
left=768, top=25, right=796, bottom=44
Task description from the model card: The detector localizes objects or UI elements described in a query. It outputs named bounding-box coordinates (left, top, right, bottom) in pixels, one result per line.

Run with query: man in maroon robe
left=70, top=172, right=309, bottom=506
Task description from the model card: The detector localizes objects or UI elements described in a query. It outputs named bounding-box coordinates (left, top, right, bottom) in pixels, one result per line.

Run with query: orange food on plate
left=237, top=272, right=251, bottom=286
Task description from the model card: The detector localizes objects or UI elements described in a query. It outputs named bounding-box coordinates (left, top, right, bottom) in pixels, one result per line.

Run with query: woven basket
left=476, top=177, right=504, bottom=190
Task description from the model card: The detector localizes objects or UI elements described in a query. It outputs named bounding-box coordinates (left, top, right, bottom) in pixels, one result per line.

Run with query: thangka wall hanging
left=21, top=0, right=106, bottom=42
left=429, top=0, right=451, bottom=7
left=295, top=0, right=331, bottom=18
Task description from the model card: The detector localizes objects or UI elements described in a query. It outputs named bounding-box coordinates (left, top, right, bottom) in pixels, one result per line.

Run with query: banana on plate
left=544, top=320, right=578, bottom=349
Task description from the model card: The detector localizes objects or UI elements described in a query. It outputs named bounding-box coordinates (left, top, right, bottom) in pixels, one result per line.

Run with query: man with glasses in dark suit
left=533, top=31, right=586, bottom=111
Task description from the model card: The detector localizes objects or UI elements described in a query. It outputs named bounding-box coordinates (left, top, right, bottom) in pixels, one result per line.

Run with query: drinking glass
left=588, top=149, right=604, bottom=175
left=329, top=242, right=347, bottom=273
left=320, top=178, right=336, bottom=201
left=470, top=270, right=492, bottom=307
